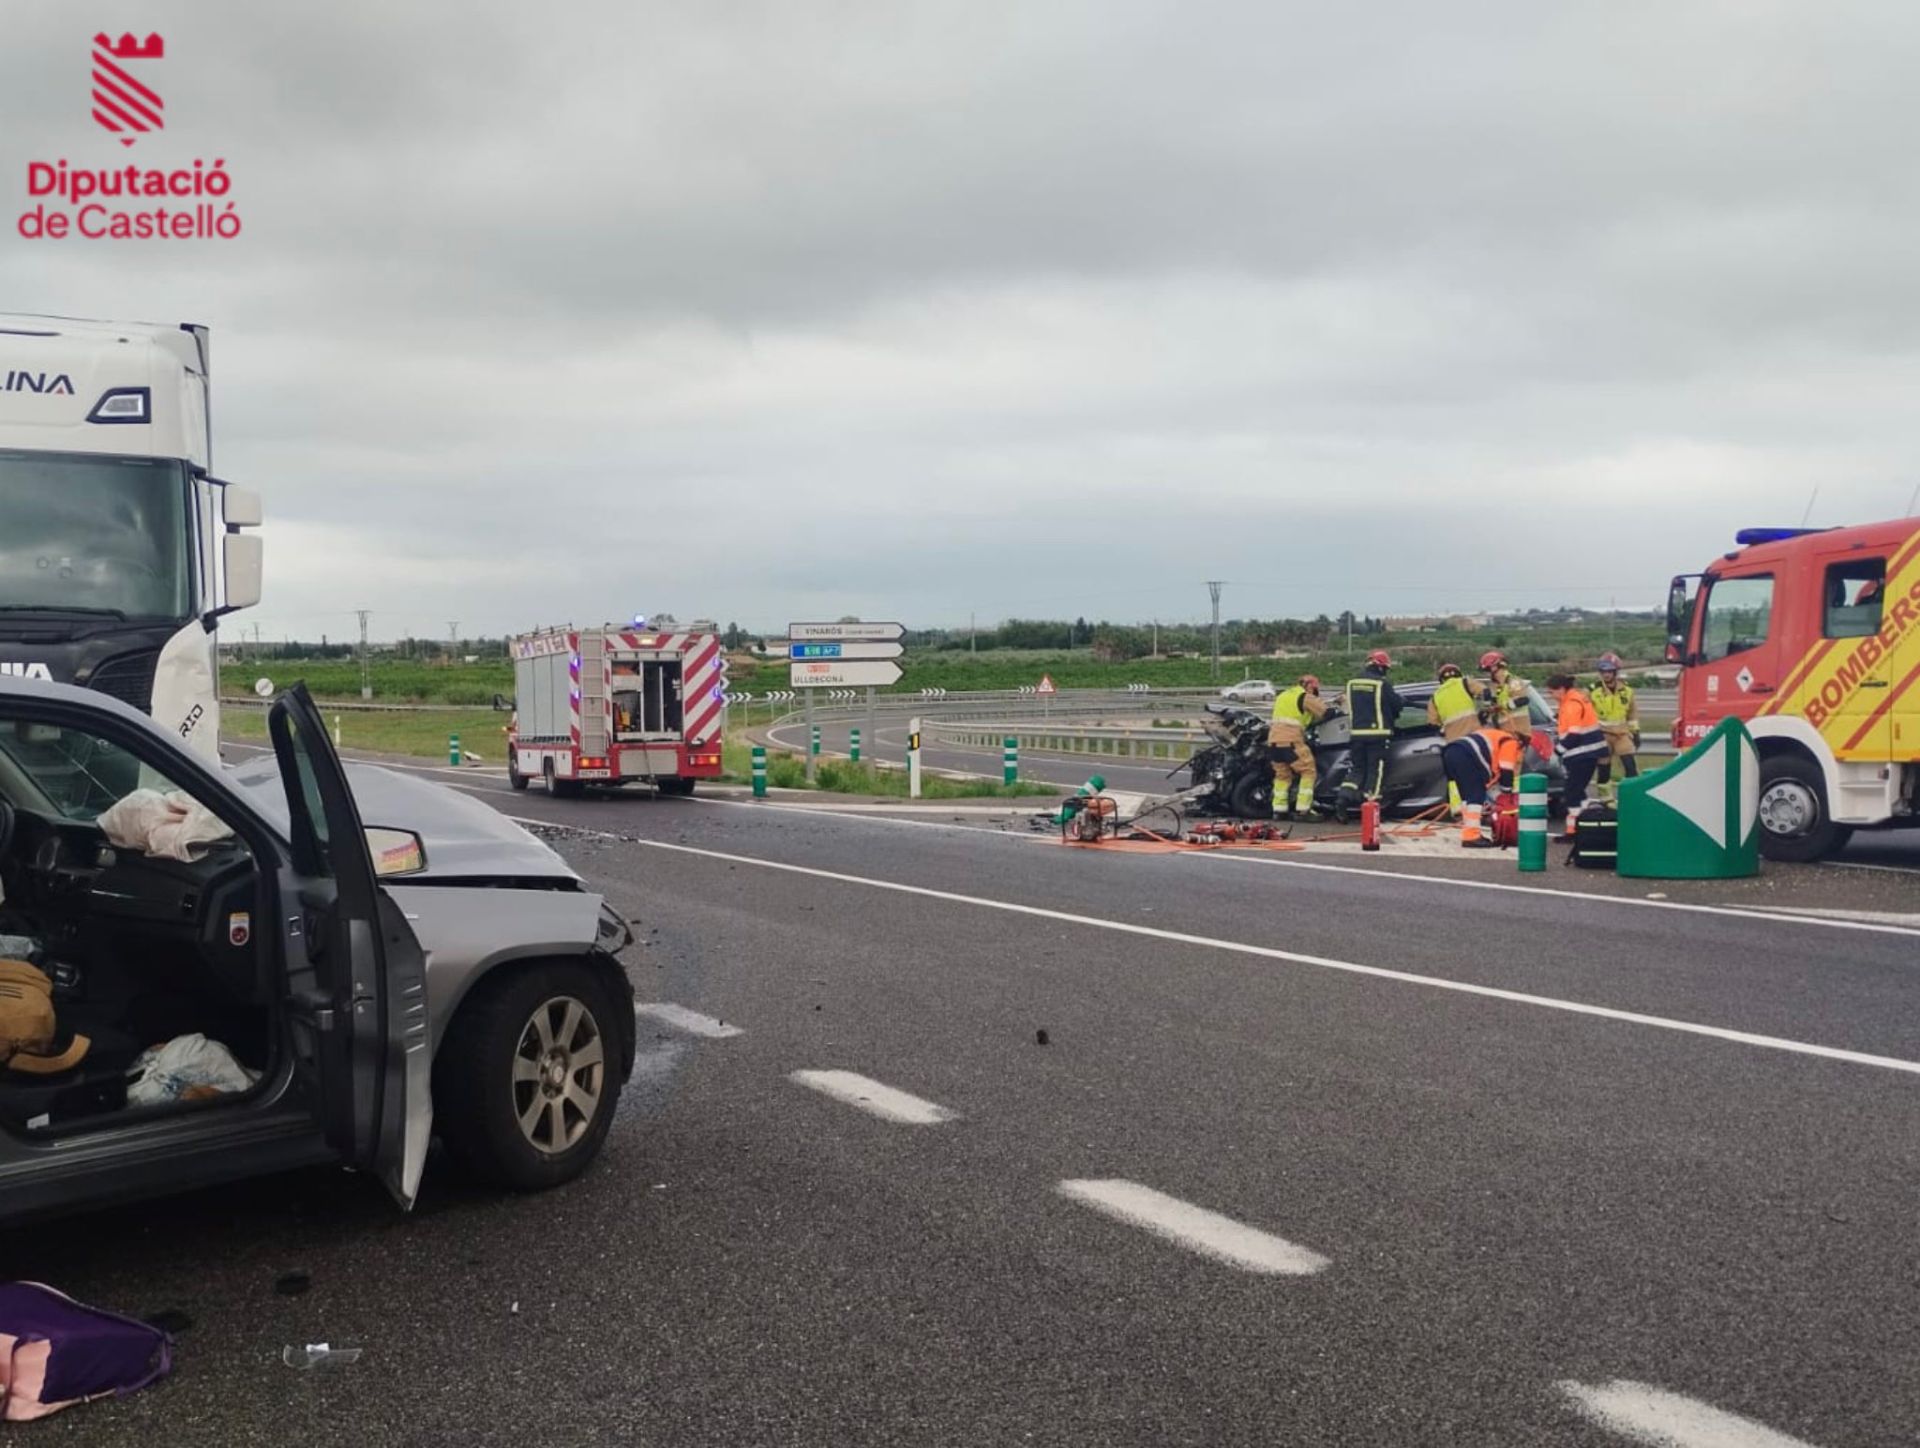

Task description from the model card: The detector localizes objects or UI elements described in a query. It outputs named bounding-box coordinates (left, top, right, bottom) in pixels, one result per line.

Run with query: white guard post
left=908, top=716, right=923, bottom=799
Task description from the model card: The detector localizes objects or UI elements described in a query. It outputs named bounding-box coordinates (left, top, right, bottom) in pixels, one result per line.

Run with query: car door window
left=1698, top=575, right=1775, bottom=662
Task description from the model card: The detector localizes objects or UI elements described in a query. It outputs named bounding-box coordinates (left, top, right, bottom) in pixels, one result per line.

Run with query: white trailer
left=507, top=626, right=727, bottom=795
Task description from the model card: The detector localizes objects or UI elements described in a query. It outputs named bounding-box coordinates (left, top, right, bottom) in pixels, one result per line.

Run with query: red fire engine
left=507, top=626, right=726, bottom=796
left=1666, top=517, right=1920, bottom=860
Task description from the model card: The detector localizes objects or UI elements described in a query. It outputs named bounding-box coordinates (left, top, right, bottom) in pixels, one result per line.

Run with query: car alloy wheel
left=512, top=995, right=606, bottom=1157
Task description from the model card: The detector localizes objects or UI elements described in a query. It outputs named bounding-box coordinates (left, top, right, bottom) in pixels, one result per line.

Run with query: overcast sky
left=6, top=2, right=1919, bottom=640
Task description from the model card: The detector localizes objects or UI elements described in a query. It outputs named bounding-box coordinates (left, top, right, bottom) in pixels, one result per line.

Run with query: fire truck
left=507, top=625, right=727, bottom=795
left=1665, top=516, right=1920, bottom=860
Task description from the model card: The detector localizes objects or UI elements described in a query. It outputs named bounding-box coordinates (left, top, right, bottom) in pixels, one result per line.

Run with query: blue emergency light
left=1733, top=527, right=1833, bottom=547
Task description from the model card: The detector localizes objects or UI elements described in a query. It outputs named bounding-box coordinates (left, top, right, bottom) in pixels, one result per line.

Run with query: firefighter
left=1442, top=722, right=1525, bottom=848
left=1268, top=674, right=1329, bottom=820
left=1338, top=650, right=1401, bottom=817
left=1545, top=672, right=1607, bottom=835
left=1426, top=662, right=1483, bottom=817
left=1479, top=650, right=1535, bottom=734
left=1589, top=652, right=1639, bottom=800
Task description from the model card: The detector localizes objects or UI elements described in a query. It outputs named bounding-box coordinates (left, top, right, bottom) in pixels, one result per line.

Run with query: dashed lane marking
left=1057, top=1179, right=1330, bottom=1276
left=789, top=1070, right=958, bottom=1125
left=506, top=826, right=1920, bottom=1080
left=1557, top=1379, right=1819, bottom=1447
left=635, top=1003, right=743, bottom=1038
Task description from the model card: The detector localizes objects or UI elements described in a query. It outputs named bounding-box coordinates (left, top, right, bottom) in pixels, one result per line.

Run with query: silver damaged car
left=0, top=678, right=637, bottom=1224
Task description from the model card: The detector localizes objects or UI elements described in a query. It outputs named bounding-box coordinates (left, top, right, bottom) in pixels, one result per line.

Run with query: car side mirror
left=365, top=827, right=427, bottom=878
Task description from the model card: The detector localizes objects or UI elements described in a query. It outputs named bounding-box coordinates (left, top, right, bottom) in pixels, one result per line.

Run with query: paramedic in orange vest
left=1441, top=724, right=1523, bottom=848
left=1426, top=662, right=1483, bottom=816
left=1589, top=653, right=1639, bottom=799
left=1268, top=675, right=1329, bottom=821
left=1546, top=672, right=1608, bottom=835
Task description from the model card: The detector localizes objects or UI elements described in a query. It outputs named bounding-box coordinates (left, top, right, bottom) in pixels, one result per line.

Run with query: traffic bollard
left=850, top=727, right=861, bottom=763
left=751, top=745, right=767, bottom=799
left=1518, top=772, right=1548, bottom=871
left=449, top=733, right=461, bottom=766
left=811, top=725, right=821, bottom=757
left=1003, top=736, right=1018, bottom=785
left=332, top=715, right=341, bottom=747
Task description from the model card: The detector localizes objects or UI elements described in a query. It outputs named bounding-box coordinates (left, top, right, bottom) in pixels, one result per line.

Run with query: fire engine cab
left=507, top=625, right=727, bottom=796
left=1666, top=517, right=1920, bottom=860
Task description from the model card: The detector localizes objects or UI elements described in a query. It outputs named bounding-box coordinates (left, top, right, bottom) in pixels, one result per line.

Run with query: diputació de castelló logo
left=17, top=31, right=243, bottom=240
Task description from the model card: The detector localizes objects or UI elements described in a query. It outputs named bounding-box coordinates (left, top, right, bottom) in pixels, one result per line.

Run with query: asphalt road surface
left=14, top=754, right=1920, bottom=1446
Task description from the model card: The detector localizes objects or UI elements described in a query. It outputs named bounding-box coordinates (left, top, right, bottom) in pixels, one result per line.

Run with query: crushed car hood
left=226, top=756, right=576, bottom=884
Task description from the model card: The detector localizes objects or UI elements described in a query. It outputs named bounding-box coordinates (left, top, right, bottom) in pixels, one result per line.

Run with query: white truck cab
left=0, top=314, right=261, bottom=762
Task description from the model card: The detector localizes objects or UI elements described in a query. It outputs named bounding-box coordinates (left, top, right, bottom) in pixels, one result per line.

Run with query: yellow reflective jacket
left=1591, top=680, right=1636, bottom=727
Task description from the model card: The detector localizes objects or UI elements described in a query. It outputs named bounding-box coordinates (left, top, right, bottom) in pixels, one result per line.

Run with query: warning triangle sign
left=1036, top=675, right=1057, bottom=695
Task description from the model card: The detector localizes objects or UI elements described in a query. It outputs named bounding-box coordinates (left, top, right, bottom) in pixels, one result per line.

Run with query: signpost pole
left=908, top=716, right=923, bottom=799
left=865, top=686, right=876, bottom=772
left=805, top=689, right=817, bottom=783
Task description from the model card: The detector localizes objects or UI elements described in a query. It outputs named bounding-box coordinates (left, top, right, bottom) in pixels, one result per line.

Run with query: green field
left=226, top=621, right=1666, bottom=708
left=221, top=703, right=509, bottom=759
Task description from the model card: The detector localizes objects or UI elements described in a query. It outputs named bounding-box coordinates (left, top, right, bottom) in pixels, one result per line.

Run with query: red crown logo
left=91, top=31, right=165, bottom=147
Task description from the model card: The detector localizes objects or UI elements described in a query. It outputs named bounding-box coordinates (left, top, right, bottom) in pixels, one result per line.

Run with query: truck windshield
left=0, top=451, right=192, bottom=619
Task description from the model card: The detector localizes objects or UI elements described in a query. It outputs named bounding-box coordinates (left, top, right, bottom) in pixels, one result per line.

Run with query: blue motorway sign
left=791, top=642, right=843, bottom=659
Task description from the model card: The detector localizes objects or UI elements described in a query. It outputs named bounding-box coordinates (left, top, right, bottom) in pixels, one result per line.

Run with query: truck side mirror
left=219, top=533, right=263, bottom=613
left=492, top=693, right=513, bottom=711
left=221, top=484, right=263, bottom=528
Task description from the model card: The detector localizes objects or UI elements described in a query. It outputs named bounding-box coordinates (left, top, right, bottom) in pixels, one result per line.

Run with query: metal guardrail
left=221, top=696, right=494, bottom=714
left=929, top=721, right=1203, bottom=762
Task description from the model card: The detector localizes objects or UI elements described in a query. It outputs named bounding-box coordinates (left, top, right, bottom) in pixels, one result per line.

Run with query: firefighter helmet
left=1596, top=652, right=1622, bottom=673
left=1479, top=650, right=1507, bottom=672
left=1437, top=662, right=1463, bottom=680
left=1366, top=649, right=1392, bottom=669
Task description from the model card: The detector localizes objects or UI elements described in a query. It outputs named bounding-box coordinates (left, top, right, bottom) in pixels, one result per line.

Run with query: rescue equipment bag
left=0, top=1282, right=172, bottom=1419
left=1489, top=792, right=1519, bottom=848
left=1567, top=805, right=1619, bottom=870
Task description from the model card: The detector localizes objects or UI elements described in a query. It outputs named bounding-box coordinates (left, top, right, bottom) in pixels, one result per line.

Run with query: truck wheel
left=1757, top=755, right=1852, bottom=863
left=1227, top=772, right=1272, bottom=819
left=507, top=754, right=529, bottom=792
left=544, top=760, right=583, bottom=799
left=434, top=961, right=624, bottom=1191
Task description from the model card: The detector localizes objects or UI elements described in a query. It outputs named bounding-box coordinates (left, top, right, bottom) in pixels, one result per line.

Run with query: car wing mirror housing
left=366, top=827, right=427, bottom=878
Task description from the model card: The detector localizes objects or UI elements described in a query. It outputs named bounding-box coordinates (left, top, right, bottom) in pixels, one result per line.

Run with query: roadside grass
left=222, top=704, right=509, bottom=760
left=720, top=735, right=1056, bottom=798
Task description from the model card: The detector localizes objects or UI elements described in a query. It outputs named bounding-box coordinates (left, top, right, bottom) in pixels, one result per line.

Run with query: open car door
left=269, top=684, right=432, bottom=1209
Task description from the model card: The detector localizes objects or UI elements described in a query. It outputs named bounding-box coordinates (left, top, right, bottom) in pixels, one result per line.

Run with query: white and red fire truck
left=507, top=626, right=726, bottom=796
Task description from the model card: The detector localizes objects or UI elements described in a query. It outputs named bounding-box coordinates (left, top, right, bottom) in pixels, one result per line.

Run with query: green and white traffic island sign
left=1616, top=716, right=1760, bottom=879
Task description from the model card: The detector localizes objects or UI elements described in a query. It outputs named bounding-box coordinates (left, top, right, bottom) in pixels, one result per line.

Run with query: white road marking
left=516, top=828, right=1920, bottom=1079
left=789, top=1070, right=957, bottom=1125
left=1057, top=1179, right=1330, bottom=1276
left=1193, top=852, right=1920, bottom=939
left=1739, top=905, right=1920, bottom=927
left=635, top=1002, right=744, bottom=1038
left=1557, top=1379, right=1819, bottom=1447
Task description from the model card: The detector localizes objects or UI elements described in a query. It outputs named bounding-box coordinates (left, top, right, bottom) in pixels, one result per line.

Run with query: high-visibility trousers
left=1268, top=723, right=1316, bottom=812
left=1342, top=737, right=1389, bottom=801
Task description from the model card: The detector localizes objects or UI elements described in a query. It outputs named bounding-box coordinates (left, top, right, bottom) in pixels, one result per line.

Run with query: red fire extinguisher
left=1360, top=798, right=1381, bottom=851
